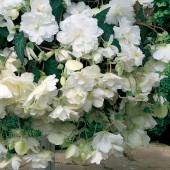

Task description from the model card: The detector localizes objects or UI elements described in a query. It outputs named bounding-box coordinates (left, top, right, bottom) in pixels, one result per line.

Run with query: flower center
left=74, top=29, right=81, bottom=38
left=87, top=92, right=93, bottom=100
left=135, top=52, right=140, bottom=57
left=34, top=24, right=39, bottom=30
left=37, top=5, right=45, bottom=12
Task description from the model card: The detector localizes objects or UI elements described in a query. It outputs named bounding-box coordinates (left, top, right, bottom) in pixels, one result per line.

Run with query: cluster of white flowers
left=0, top=0, right=169, bottom=169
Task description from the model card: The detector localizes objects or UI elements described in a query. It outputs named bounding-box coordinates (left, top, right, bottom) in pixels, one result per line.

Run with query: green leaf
left=50, top=0, right=65, bottom=23
left=94, top=8, right=110, bottom=25
left=28, top=60, right=41, bottom=83
left=44, top=57, right=61, bottom=79
left=94, top=8, right=115, bottom=42
left=0, top=37, right=7, bottom=49
left=0, top=27, right=9, bottom=37
left=14, top=32, right=26, bottom=63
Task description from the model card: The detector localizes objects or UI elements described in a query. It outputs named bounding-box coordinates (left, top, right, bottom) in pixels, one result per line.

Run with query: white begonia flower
left=30, top=0, right=52, bottom=15
left=144, top=58, right=166, bottom=73
left=20, top=12, right=58, bottom=45
left=105, top=0, right=135, bottom=25
left=0, top=0, right=25, bottom=16
left=64, top=1, right=92, bottom=18
left=113, top=17, right=141, bottom=45
left=84, top=88, right=105, bottom=112
left=47, top=123, right=76, bottom=145
left=66, top=65, right=100, bottom=91
left=91, top=51, right=103, bottom=64
left=0, top=155, right=21, bottom=170
left=49, top=105, right=79, bottom=121
left=23, top=75, right=58, bottom=110
left=120, top=44, right=145, bottom=67
left=92, top=131, right=123, bottom=154
left=64, top=88, right=88, bottom=109
left=86, top=46, right=118, bottom=64
left=152, top=44, right=170, bottom=63
left=98, top=73, right=123, bottom=92
left=139, top=72, right=162, bottom=93
left=57, top=14, right=103, bottom=56
left=23, top=151, right=53, bottom=169
left=122, top=128, right=150, bottom=148
left=99, top=45, right=118, bottom=59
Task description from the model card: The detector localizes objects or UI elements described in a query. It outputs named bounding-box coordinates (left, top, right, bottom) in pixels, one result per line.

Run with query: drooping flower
left=105, top=0, right=135, bottom=25
left=23, top=151, right=54, bottom=169
left=49, top=105, right=79, bottom=121
left=23, top=75, right=58, bottom=110
left=57, top=14, right=103, bottom=56
left=152, top=44, right=170, bottom=63
left=115, top=43, right=145, bottom=72
left=113, top=17, right=141, bottom=45
left=92, top=131, right=123, bottom=154
left=0, top=155, right=21, bottom=170
left=122, top=128, right=150, bottom=148
left=47, top=123, right=76, bottom=145
left=84, top=88, right=105, bottom=112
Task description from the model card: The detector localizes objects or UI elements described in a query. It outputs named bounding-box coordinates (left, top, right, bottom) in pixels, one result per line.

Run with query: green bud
left=60, top=76, right=66, bottom=86
left=11, top=9, right=19, bottom=20
left=44, top=50, right=55, bottom=61
left=57, top=63, right=64, bottom=70
left=38, top=51, right=46, bottom=62
left=15, top=140, right=29, bottom=155
left=154, top=103, right=168, bottom=118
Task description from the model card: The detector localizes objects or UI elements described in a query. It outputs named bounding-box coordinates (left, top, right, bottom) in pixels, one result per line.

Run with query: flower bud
left=15, top=140, right=29, bottom=155
left=60, top=76, right=66, bottom=86
left=11, top=9, right=19, bottom=20
left=65, top=60, right=83, bottom=71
